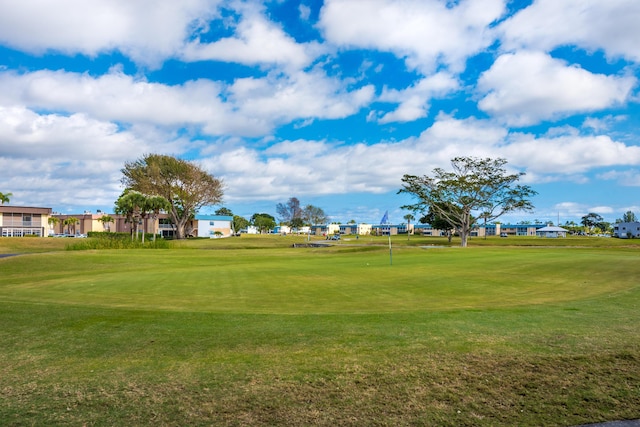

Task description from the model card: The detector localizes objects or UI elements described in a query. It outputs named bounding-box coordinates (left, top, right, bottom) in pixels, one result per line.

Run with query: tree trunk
left=177, top=223, right=187, bottom=239
left=152, top=215, right=157, bottom=242
left=459, top=211, right=471, bottom=247
left=460, top=231, right=468, bottom=247
left=141, top=215, right=146, bottom=244
left=169, top=207, right=190, bottom=240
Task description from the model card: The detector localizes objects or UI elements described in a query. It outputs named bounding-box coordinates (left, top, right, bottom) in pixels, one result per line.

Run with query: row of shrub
left=86, top=231, right=161, bottom=240
left=66, top=232, right=173, bottom=250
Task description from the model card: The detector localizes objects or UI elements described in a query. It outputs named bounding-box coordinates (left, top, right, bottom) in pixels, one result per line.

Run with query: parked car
left=500, top=233, right=508, bottom=237
left=327, top=234, right=341, bottom=240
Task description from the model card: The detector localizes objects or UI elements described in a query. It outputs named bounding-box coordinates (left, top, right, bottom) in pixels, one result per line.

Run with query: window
left=0, top=228, right=41, bottom=237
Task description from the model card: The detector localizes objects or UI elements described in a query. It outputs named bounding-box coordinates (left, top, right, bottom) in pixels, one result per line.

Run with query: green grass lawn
left=1, top=235, right=639, bottom=426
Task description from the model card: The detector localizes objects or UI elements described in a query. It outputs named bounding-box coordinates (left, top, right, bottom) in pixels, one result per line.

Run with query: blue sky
left=1, top=0, right=639, bottom=225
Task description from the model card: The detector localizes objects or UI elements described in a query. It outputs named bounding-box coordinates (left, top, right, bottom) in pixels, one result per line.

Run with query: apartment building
left=0, top=206, right=52, bottom=237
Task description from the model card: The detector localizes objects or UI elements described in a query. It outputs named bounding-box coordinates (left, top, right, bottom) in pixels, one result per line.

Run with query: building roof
left=536, top=226, right=568, bottom=232
left=480, top=223, right=546, bottom=229
left=0, top=205, right=52, bottom=214
left=195, top=215, right=233, bottom=221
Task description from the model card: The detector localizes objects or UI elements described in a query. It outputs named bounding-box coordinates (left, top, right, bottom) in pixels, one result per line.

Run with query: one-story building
left=536, top=226, right=568, bottom=238
left=414, top=223, right=445, bottom=236
left=310, top=223, right=341, bottom=236
left=339, top=223, right=372, bottom=235
left=473, top=223, right=546, bottom=237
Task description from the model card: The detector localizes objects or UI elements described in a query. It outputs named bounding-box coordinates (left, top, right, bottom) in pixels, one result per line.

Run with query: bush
left=87, top=231, right=161, bottom=241
left=66, top=233, right=172, bottom=250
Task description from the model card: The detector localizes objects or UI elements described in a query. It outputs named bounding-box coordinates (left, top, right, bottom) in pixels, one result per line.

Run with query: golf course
left=1, top=234, right=639, bottom=426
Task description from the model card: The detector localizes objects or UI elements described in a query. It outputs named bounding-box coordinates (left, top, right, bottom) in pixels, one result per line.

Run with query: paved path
left=577, top=420, right=640, bottom=427
left=0, top=253, right=18, bottom=258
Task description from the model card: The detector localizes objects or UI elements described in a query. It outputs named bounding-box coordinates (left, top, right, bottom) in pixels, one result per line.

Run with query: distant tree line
left=276, top=197, right=329, bottom=227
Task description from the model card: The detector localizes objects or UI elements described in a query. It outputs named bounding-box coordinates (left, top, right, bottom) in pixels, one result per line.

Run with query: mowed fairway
left=1, top=236, right=639, bottom=426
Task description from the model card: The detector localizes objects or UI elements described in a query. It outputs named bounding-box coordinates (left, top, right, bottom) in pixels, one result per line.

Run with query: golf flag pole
left=388, top=230, right=392, bottom=266
left=381, top=210, right=392, bottom=265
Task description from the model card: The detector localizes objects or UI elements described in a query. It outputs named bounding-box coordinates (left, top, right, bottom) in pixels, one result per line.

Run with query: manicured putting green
left=0, top=246, right=635, bottom=314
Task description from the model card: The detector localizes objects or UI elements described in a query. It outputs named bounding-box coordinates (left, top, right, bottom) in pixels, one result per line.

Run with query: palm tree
left=144, top=195, right=170, bottom=242
left=48, top=217, right=60, bottom=235
left=479, top=211, right=491, bottom=240
left=135, top=195, right=170, bottom=243
left=403, top=213, right=415, bottom=240
left=63, top=217, right=79, bottom=235
left=115, top=190, right=146, bottom=241
left=0, top=192, right=12, bottom=205
left=115, top=191, right=170, bottom=242
left=98, top=215, right=114, bottom=232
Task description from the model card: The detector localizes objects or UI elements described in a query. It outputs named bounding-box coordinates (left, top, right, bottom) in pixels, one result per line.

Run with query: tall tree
left=581, top=212, right=605, bottom=234
left=617, top=211, right=638, bottom=223
left=121, top=154, right=223, bottom=239
left=400, top=157, right=536, bottom=247
left=302, top=204, right=328, bottom=225
left=290, top=217, right=305, bottom=228
left=251, top=213, right=276, bottom=234
left=215, top=207, right=233, bottom=216
left=403, top=213, right=415, bottom=240
left=0, top=192, right=12, bottom=205
left=276, top=197, right=302, bottom=225
left=232, top=215, right=250, bottom=234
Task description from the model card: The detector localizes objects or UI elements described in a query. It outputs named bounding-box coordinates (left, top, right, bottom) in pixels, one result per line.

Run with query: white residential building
left=192, top=215, right=234, bottom=238
left=613, top=222, right=640, bottom=238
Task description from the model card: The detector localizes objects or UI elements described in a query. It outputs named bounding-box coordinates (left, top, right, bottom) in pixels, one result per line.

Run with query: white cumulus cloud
left=0, top=67, right=374, bottom=137
left=318, top=0, right=505, bottom=74
left=499, top=0, right=640, bottom=62
left=0, top=0, right=221, bottom=67
left=377, top=72, right=460, bottom=123
left=477, top=51, right=636, bottom=126
left=181, top=6, right=324, bottom=70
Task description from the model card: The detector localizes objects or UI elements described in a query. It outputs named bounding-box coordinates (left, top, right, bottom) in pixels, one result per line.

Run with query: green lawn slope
left=0, top=235, right=638, bottom=426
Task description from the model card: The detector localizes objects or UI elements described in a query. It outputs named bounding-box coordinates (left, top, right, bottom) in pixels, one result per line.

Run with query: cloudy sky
left=1, top=0, right=639, bottom=224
